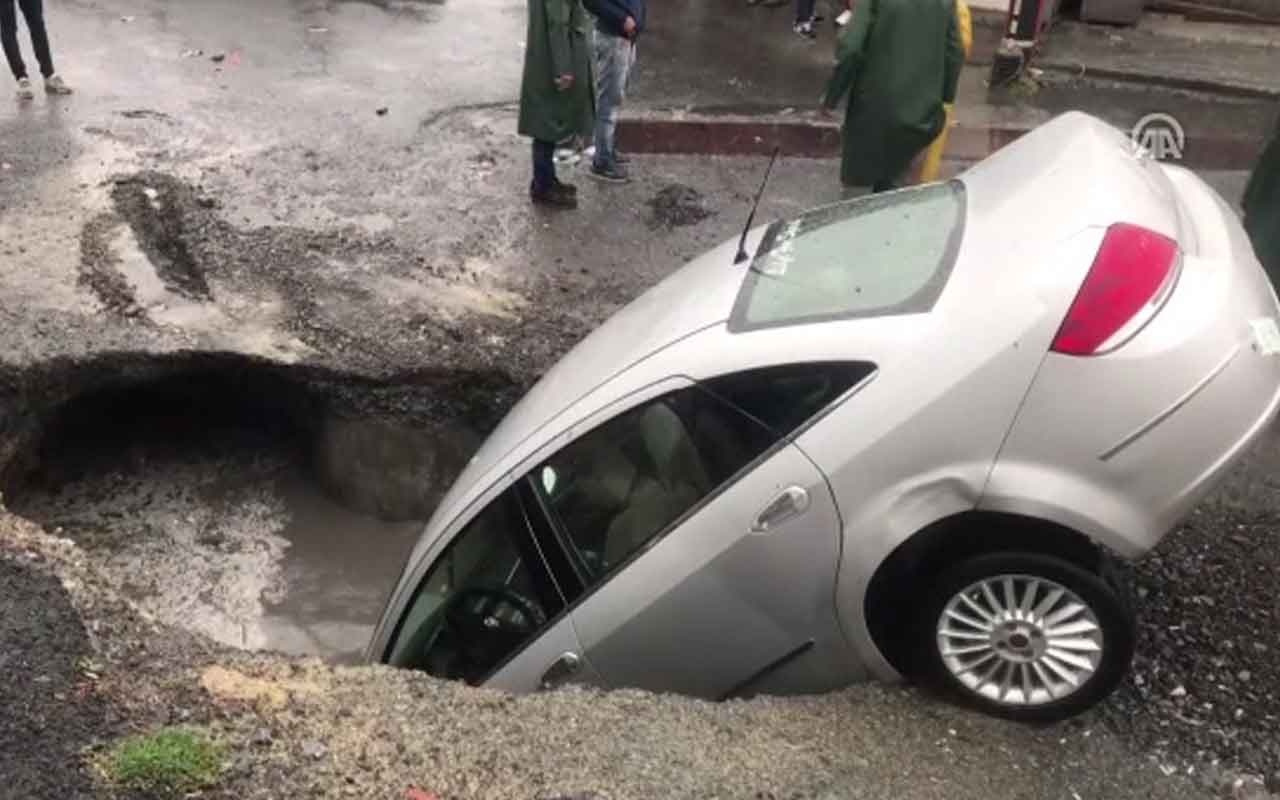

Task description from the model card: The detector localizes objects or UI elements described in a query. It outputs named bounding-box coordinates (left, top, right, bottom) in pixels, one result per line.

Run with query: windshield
left=728, top=181, right=966, bottom=332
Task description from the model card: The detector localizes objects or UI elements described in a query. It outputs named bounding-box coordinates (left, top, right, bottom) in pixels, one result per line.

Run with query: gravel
left=0, top=509, right=1245, bottom=800
left=1102, top=430, right=1280, bottom=780
left=0, top=549, right=114, bottom=798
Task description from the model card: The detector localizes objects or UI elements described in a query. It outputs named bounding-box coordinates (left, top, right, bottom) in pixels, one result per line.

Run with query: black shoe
left=531, top=183, right=578, bottom=208
left=590, top=161, right=629, bottom=183
left=793, top=20, right=816, bottom=38
left=554, top=178, right=578, bottom=195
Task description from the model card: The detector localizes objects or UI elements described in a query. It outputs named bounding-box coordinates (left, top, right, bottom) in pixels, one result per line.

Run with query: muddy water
left=258, top=471, right=423, bottom=663
left=12, top=441, right=432, bottom=663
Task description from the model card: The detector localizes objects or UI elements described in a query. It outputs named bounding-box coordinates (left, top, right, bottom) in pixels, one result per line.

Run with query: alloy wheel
left=936, top=574, right=1104, bottom=707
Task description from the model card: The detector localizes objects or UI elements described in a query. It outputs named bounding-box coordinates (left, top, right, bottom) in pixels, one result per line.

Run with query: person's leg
left=532, top=138, right=556, bottom=193
left=17, top=0, right=51, bottom=78
left=531, top=138, right=575, bottom=207
left=590, top=34, right=628, bottom=181
left=793, top=0, right=816, bottom=35
left=613, top=40, right=636, bottom=164
left=0, top=0, right=28, bottom=83
left=904, top=144, right=931, bottom=186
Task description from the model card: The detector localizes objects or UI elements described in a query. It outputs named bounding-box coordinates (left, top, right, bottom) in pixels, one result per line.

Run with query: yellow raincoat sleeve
left=917, top=0, right=971, bottom=184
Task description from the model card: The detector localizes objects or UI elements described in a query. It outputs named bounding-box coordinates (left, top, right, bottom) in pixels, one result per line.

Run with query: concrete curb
left=1036, top=61, right=1280, bottom=102
left=617, top=112, right=1266, bottom=170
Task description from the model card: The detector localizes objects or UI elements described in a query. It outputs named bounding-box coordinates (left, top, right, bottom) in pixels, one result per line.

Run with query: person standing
left=794, top=0, right=822, bottom=39
left=2, top=0, right=71, bottom=100
left=1244, top=117, right=1280, bottom=285
left=911, top=0, right=972, bottom=184
left=518, top=0, right=596, bottom=209
left=820, top=0, right=963, bottom=193
left=586, top=0, right=644, bottom=183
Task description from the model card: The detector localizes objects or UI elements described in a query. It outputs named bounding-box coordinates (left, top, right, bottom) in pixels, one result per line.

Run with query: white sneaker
left=554, top=147, right=581, bottom=166
left=44, top=74, right=72, bottom=95
left=15, top=78, right=34, bottom=100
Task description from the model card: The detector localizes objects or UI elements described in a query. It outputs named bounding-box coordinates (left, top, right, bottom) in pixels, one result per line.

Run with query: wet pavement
left=1040, top=18, right=1280, bottom=99
left=625, top=0, right=1277, bottom=165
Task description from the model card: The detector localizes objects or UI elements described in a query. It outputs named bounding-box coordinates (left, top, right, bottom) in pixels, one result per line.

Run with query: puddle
left=11, top=440, right=429, bottom=662
left=257, top=469, right=424, bottom=663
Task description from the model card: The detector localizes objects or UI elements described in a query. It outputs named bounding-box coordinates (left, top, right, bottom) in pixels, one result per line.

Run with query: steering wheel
left=421, top=584, right=546, bottom=684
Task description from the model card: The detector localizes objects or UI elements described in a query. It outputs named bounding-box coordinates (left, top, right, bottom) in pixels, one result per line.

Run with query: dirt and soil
left=0, top=515, right=1244, bottom=800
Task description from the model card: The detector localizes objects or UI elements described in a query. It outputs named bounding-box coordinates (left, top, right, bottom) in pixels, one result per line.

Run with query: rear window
left=728, top=181, right=966, bottom=332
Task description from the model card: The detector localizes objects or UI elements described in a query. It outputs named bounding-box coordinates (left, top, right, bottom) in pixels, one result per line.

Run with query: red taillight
left=1050, top=223, right=1181, bottom=356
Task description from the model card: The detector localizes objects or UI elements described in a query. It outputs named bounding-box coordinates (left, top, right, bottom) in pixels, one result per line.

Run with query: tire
left=912, top=551, right=1135, bottom=723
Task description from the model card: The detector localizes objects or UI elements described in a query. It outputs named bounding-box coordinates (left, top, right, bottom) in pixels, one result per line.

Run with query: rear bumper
left=980, top=168, right=1280, bottom=559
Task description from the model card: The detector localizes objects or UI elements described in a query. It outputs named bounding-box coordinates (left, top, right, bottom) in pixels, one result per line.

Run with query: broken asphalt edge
left=617, top=111, right=1265, bottom=171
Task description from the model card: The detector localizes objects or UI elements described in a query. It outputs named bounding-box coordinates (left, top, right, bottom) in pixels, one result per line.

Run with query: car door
left=526, top=363, right=871, bottom=699
left=379, top=482, right=600, bottom=693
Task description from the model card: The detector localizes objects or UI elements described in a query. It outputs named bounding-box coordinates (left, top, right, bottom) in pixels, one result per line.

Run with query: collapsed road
left=0, top=148, right=1278, bottom=798
left=2, top=0, right=1279, bottom=795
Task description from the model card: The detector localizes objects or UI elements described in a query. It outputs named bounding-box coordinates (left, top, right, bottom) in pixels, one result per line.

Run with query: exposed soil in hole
left=1, top=353, right=506, bottom=663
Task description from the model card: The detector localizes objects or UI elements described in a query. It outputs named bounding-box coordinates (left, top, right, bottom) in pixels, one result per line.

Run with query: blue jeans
left=795, top=0, right=816, bottom=23
left=592, top=32, right=635, bottom=169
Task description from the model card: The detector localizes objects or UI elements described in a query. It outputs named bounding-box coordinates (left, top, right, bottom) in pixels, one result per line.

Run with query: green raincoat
left=518, top=0, right=596, bottom=144
left=1244, top=120, right=1280, bottom=284
left=822, top=0, right=965, bottom=188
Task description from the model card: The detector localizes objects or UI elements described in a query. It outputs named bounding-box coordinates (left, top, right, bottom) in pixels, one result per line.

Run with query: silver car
left=366, top=112, right=1280, bottom=721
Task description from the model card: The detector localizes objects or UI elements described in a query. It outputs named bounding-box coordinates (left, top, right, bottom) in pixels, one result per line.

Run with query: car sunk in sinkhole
left=365, top=112, right=1280, bottom=722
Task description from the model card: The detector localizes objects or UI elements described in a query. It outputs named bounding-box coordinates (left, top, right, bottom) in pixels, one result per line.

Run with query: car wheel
left=913, top=551, right=1135, bottom=723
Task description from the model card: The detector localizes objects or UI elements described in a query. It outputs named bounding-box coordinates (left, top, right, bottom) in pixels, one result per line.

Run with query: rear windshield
left=728, top=181, right=966, bottom=332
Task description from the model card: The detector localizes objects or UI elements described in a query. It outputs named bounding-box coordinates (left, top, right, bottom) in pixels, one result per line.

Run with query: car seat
left=602, top=403, right=711, bottom=567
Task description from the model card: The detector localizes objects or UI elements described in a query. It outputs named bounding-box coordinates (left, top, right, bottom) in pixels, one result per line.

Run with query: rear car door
left=527, top=363, right=872, bottom=699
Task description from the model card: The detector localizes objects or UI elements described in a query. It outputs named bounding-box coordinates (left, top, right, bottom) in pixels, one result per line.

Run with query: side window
left=701, top=361, right=875, bottom=438
left=533, top=386, right=778, bottom=582
left=386, top=488, right=565, bottom=685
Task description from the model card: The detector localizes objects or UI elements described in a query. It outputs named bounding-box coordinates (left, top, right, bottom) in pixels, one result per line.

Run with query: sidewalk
left=617, top=0, right=1278, bottom=170
left=1039, top=16, right=1280, bottom=99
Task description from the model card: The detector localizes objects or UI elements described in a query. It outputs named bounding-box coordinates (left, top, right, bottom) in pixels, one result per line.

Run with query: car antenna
left=734, top=146, right=781, bottom=265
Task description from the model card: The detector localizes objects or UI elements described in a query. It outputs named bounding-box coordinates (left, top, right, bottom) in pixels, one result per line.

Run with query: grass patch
left=101, top=727, right=224, bottom=796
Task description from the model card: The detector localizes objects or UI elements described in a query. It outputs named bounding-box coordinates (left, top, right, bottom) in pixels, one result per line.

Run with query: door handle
left=540, top=651, right=583, bottom=691
left=751, top=486, right=811, bottom=533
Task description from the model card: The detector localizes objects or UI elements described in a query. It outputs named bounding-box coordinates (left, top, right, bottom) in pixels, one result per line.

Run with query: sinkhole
left=0, top=353, right=513, bottom=663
